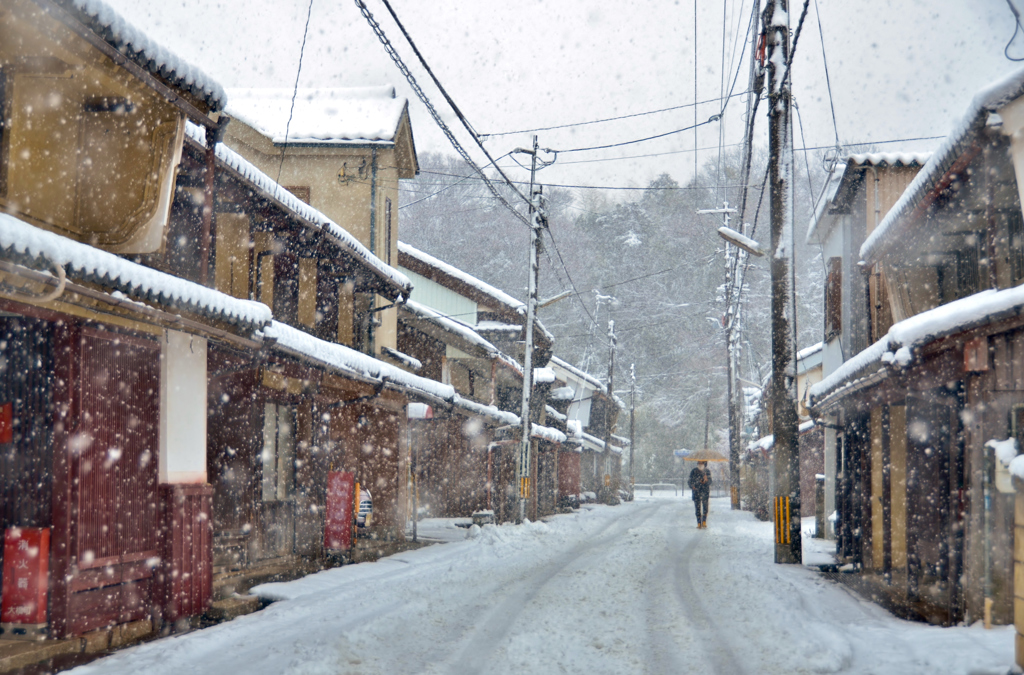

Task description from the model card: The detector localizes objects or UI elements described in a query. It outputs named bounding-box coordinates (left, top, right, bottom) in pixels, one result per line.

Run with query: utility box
left=1, top=527, right=50, bottom=640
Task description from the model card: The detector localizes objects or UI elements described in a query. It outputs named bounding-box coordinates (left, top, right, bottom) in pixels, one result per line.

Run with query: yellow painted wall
left=0, top=0, right=183, bottom=253
left=890, top=405, right=908, bottom=570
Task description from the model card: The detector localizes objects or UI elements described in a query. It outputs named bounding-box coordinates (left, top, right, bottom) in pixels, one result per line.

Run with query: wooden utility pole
left=602, top=320, right=616, bottom=499
left=516, top=135, right=545, bottom=523
left=698, top=201, right=741, bottom=510
left=766, top=0, right=801, bottom=564
left=629, top=363, right=636, bottom=500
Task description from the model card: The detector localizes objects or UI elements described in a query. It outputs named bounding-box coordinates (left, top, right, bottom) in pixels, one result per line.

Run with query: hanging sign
left=324, top=472, right=355, bottom=551
left=1, top=527, right=50, bottom=637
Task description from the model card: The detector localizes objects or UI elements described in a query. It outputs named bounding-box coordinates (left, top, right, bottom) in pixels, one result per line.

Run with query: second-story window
left=261, top=402, right=296, bottom=501
left=825, top=257, right=842, bottom=340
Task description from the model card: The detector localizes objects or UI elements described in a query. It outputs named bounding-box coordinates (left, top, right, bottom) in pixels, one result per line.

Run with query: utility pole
left=515, top=135, right=546, bottom=523
left=629, top=363, right=636, bottom=501
left=602, top=320, right=617, bottom=501
left=698, top=201, right=742, bottom=510
left=766, top=0, right=801, bottom=564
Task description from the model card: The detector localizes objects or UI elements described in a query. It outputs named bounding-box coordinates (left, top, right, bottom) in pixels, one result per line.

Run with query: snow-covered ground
left=69, top=492, right=1013, bottom=674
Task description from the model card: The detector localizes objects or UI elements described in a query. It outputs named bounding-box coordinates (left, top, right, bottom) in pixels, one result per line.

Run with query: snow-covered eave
left=0, top=214, right=272, bottom=332
left=399, top=300, right=524, bottom=378
left=185, top=123, right=412, bottom=298
left=397, top=241, right=526, bottom=316
left=860, top=66, right=1024, bottom=265
left=549, top=355, right=606, bottom=393
left=580, top=431, right=621, bottom=454
left=810, top=283, right=1024, bottom=410
left=271, top=139, right=396, bottom=148
left=61, top=0, right=226, bottom=112
left=265, top=321, right=455, bottom=404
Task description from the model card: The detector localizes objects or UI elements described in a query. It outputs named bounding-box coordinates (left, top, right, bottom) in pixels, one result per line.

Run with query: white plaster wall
left=159, top=330, right=208, bottom=484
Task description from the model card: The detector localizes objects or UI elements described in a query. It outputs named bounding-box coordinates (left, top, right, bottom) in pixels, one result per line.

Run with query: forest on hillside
left=399, top=150, right=831, bottom=483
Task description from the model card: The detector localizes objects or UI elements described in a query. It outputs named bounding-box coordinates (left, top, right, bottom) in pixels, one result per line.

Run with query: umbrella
left=681, top=448, right=728, bottom=462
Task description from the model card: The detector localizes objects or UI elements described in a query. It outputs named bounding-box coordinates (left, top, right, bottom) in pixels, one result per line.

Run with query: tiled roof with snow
left=549, top=355, right=606, bottom=393
left=265, top=321, right=547, bottom=434
left=806, top=153, right=932, bottom=245
left=401, top=300, right=523, bottom=376
left=67, top=0, right=226, bottom=111
left=796, top=342, right=823, bottom=360
left=225, top=87, right=407, bottom=145
left=860, top=66, right=1024, bottom=265
left=810, top=282, right=1024, bottom=407
left=186, top=122, right=411, bottom=295
left=398, top=241, right=525, bottom=313
left=848, top=153, right=933, bottom=167
left=398, top=241, right=556, bottom=344
left=0, top=213, right=271, bottom=331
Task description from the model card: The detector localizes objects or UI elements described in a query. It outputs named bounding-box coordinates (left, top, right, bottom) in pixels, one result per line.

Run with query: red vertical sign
left=0, top=403, right=12, bottom=444
left=1, top=528, right=50, bottom=627
left=324, top=472, right=354, bottom=551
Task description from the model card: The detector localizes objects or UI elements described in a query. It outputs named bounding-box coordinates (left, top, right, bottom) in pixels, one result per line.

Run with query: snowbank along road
left=69, top=493, right=1013, bottom=675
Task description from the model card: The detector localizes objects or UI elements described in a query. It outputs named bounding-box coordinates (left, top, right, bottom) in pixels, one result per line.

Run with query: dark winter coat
left=688, top=466, right=712, bottom=499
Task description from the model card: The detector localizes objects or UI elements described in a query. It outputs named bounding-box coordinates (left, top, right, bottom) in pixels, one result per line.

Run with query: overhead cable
left=479, top=92, right=753, bottom=138
left=353, top=0, right=531, bottom=227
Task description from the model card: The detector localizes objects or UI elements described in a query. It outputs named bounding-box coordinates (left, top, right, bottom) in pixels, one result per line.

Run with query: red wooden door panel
left=68, top=330, right=160, bottom=633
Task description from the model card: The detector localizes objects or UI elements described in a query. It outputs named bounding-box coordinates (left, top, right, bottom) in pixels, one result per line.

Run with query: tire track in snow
left=441, top=502, right=664, bottom=674
left=664, top=507, right=747, bottom=675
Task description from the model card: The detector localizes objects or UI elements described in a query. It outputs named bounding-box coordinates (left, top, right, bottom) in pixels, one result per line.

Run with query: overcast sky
left=108, top=0, right=1019, bottom=192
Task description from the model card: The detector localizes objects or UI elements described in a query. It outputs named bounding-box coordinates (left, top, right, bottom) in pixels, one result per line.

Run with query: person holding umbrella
left=688, top=460, right=712, bottom=528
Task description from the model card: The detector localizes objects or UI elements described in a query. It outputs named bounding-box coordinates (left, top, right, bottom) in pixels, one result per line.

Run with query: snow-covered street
left=68, top=493, right=1012, bottom=675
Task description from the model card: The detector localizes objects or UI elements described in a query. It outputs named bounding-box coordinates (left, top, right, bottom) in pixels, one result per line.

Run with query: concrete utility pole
left=698, top=201, right=742, bottom=511
left=602, top=320, right=617, bottom=499
left=629, top=363, right=636, bottom=501
left=765, top=0, right=801, bottom=564
left=516, top=135, right=546, bottom=523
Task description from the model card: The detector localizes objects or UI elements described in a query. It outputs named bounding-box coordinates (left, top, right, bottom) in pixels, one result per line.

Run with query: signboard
left=324, top=472, right=354, bottom=551
left=0, top=403, right=12, bottom=445
left=1, top=527, right=49, bottom=634
left=604, top=474, right=611, bottom=487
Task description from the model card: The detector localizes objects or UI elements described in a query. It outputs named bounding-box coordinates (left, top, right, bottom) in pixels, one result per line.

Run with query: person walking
left=688, top=460, right=712, bottom=528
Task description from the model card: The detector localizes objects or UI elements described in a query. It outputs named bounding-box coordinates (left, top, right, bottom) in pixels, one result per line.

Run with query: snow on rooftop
left=549, top=355, right=606, bottom=393
left=225, top=87, right=407, bottom=145
left=398, top=241, right=525, bottom=313
left=0, top=213, right=271, bottom=330
left=550, top=386, right=576, bottom=401
left=534, top=367, right=556, bottom=384
left=402, top=300, right=523, bottom=377
left=796, top=342, right=823, bottom=361
left=185, top=122, right=411, bottom=294
left=265, top=321, right=548, bottom=435
left=806, top=153, right=932, bottom=245
left=848, top=152, right=933, bottom=167
left=265, top=320, right=453, bottom=401
left=861, top=65, right=1024, bottom=264
left=70, top=0, right=226, bottom=111
left=811, top=282, right=1024, bottom=405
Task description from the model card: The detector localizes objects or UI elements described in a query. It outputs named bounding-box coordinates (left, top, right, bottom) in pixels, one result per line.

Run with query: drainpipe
left=368, top=147, right=379, bottom=353
left=984, top=444, right=993, bottom=629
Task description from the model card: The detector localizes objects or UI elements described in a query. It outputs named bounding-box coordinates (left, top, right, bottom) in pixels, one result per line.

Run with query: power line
left=353, top=0, right=531, bottom=228
left=813, top=0, right=841, bottom=147
left=415, top=169, right=752, bottom=192
left=554, top=142, right=745, bottom=165
left=274, top=0, right=315, bottom=188
left=479, top=92, right=753, bottom=138
left=795, top=135, right=944, bottom=152
left=399, top=152, right=512, bottom=210
left=551, top=117, right=720, bottom=154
